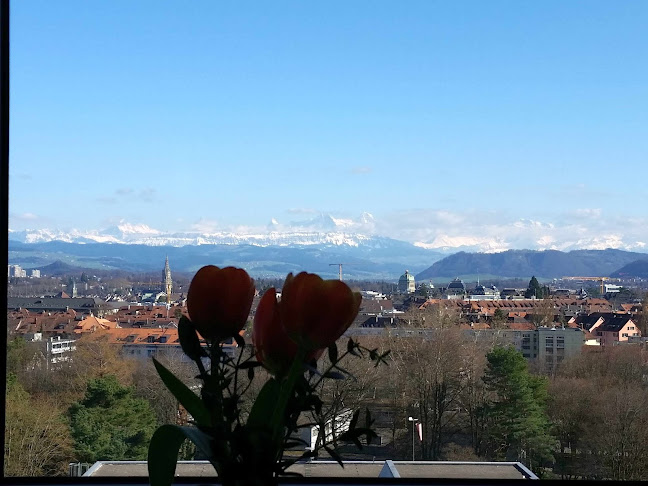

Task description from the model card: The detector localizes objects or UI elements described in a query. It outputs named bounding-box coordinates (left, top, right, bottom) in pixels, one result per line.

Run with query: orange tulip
left=253, top=288, right=323, bottom=375
left=280, top=272, right=361, bottom=351
left=187, top=265, right=255, bottom=342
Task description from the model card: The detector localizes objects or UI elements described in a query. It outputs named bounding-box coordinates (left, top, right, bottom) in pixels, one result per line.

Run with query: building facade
left=397, top=270, right=416, bottom=294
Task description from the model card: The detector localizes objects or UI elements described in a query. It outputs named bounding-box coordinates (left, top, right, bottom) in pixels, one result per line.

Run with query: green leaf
left=323, top=371, right=346, bottom=380
left=238, top=361, right=262, bottom=369
left=333, top=365, right=357, bottom=380
left=305, top=363, right=321, bottom=377
left=365, top=408, right=375, bottom=428
left=347, top=338, right=360, bottom=357
left=148, top=425, right=187, bottom=486
left=280, top=471, right=305, bottom=478
left=180, top=426, right=216, bottom=461
left=328, top=342, right=338, bottom=363
left=177, top=317, right=206, bottom=361
left=153, top=358, right=211, bottom=427
left=349, top=409, right=360, bottom=431
left=148, top=425, right=215, bottom=486
left=247, top=378, right=281, bottom=430
left=338, top=428, right=364, bottom=450
left=284, top=438, right=309, bottom=448
left=324, top=446, right=344, bottom=468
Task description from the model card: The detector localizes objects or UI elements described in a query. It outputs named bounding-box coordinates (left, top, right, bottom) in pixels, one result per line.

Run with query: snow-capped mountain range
left=8, top=221, right=648, bottom=255
left=8, top=210, right=648, bottom=255
left=9, top=224, right=380, bottom=249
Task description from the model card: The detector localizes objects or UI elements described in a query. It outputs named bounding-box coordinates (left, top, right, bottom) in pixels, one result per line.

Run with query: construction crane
left=561, top=276, right=620, bottom=295
left=328, top=263, right=359, bottom=281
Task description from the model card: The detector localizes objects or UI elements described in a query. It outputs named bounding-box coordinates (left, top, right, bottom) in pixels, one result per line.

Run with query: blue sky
left=9, top=1, right=648, bottom=251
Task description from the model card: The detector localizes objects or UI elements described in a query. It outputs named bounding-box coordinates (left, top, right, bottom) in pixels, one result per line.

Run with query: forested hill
left=415, top=249, right=648, bottom=280
left=610, top=259, right=648, bottom=279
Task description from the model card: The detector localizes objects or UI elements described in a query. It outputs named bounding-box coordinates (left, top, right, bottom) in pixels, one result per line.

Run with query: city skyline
left=9, top=1, right=648, bottom=252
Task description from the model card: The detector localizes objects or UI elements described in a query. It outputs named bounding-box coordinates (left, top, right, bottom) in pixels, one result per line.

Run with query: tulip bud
left=280, top=272, right=362, bottom=351
left=253, top=288, right=323, bottom=376
left=187, top=265, right=255, bottom=342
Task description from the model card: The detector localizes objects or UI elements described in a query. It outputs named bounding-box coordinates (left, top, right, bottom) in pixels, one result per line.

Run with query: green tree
left=492, top=308, right=508, bottom=328
left=417, top=283, right=430, bottom=298
left=480, top=347, right=555, bottom=473
left=525, top=276, right=544, bottom=299
left=68, top=375, right=157, bottom=462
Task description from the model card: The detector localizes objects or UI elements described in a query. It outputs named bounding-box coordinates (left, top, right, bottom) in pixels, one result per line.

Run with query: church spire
left=163, top=256, right=172, bottom=303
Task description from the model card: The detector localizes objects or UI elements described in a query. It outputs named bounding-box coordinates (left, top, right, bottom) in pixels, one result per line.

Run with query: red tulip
left=253, top=288, right=322, bottom=376
left=280, top=272, right=361, bottom=351
left=187, top=265, right=255, bottom=342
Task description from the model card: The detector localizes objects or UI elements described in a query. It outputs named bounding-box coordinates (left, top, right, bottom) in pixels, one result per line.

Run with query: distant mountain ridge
left=415, top=249, right=648, bottom=281
left=610, top=259, right=648, bottom=279
left=9, top=223, right=648, bottom=281
left=8, top=238, right=444, bottom=280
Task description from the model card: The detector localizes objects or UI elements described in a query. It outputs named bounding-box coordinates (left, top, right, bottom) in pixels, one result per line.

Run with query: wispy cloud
left=376, top=208, right=648, bottom=253
left=10, top=212, right=39, bottom=222
left=570, top=208, right=602, bottom=219
left=286, top=208, right=318, bottom=215
left=189, top=218, right=220, bottom=233
left=19, top=212, right=38, bottom=221
left=97, top=187, right=157, bottom=204
left=140, top=188, right=156, bottom=202
left=351, top=166, right=372, bottom=175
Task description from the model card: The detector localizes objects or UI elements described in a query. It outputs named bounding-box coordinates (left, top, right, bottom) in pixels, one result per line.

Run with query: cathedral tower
left=163, top=256, right=172, bottom=303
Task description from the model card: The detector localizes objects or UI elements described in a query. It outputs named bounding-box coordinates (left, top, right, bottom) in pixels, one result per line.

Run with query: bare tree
left=549, top=345, right=648, bottom=480
left=4, top=378, right=73, bottom=476
left=132, top=350, right=199, bottom=426
left=390, top=320, right=468, bottom=460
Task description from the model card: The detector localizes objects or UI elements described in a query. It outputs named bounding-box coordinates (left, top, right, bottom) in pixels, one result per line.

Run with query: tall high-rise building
left=163, top=256, right=173, bottom=303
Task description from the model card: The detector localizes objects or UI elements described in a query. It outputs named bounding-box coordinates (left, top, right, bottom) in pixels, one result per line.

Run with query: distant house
left=73, top=314, right=117, bottom=334
left=469, top=283, right=500, bottom=301
left=360, top=298, right=394, bottom=314
left=500, top=288, right=524, bottom=299
left=576, top=313, right=641, bottom=346
left=359, top=315, right=398, bottom=328
left=79, top=327, right=240, bottom=360
left=444, top=278, right=466, bottom=299
left=594, top=316, right=640, bottom=346
left=7, top=296, right=106, bottom=315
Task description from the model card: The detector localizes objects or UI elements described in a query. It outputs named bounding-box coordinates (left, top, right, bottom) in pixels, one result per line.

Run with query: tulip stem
left=231, top=342, right=246, bottom=428
left=206, top=342, right=232, bottom=468
left=270, top=348, right=307, bottom=460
